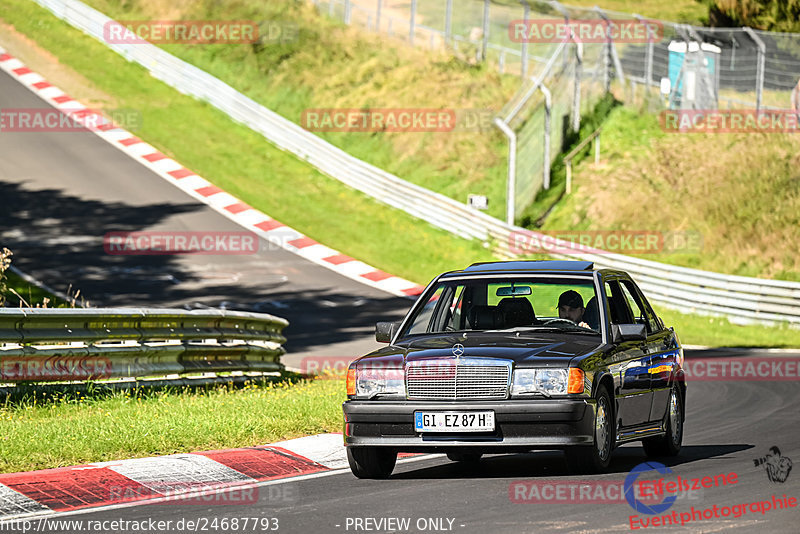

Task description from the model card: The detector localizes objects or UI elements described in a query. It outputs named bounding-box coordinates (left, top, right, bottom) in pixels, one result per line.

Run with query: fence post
left=376, top=0, right=382, bottom=31
left=344, top=0, right=352, bottom=24
left=743, top=27, right=765, bottom=113
left=520, top=1, right=531, bottom=79
left=540, top=84, right=552, bottom=190
left=494, top=118, right=517, bottom=225
left=634, top=14, right=654, bottom=93
left=481, top=0, right=490, bottom=62
left=445, top=0, right=453, bottom=44
left=572, top=39, right=582, bottom=132
left=329, top=0, right=335, bottom=17
left=410, top=0, right=417, bottom=44
left=595, top=8, right=625, bottom=86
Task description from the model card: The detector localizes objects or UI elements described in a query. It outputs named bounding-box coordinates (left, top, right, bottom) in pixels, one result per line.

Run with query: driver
left=557, top=290, right=590, bottom=329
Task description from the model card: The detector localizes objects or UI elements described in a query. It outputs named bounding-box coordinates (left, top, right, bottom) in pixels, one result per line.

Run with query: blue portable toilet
left=666, top=41, right=721, bottom=109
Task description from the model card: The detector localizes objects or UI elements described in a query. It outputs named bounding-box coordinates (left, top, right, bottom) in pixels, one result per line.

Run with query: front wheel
left=643, top=386, right=683, bottom=457
left=347, top=447, right=397, bottom=479
left=565, top=386, right=614, bottom=474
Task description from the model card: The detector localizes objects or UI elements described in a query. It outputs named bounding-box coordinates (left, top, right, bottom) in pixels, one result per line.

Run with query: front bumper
left=343, top=398, right=596, bottom=452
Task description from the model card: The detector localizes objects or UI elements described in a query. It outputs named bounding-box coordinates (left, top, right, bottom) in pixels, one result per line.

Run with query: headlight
left=347, top=364, right=405, bottom=399
left=512, top=368, right=573, bottom=396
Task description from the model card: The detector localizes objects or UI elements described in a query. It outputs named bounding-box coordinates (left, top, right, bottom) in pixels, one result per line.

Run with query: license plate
left=414, top=411, right=495, bottom=433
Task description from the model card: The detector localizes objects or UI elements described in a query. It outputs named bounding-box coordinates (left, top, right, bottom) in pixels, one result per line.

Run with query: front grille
left=406, top=359, right=511, bottom=400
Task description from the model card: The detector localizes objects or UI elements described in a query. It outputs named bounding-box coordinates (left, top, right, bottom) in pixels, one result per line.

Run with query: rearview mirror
left=612, top=323, right=647, bottom=343
left=375, top=321, right=401, bottom=343
left=496, top=285, right=532, bottom=297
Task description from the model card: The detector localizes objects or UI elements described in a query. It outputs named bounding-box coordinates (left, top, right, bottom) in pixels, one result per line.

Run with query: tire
left=643, top=385, right=683, bottom=457
left=565, top=386, right=614, bottom=474
left=346, top=447, right=397, bottom=479
left=446, top=451, right=483, bottom=463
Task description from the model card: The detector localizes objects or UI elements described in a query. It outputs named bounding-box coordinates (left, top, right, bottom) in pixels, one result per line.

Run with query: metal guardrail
left=26, top=0, right=800, bottom=327
left=0, top=308, right=288, bottom=382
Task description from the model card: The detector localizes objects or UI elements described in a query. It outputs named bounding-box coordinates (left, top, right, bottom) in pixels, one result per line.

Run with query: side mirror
left=375, top=321, right=401, bottom=343
left=612, top=323, right=647, bottom=343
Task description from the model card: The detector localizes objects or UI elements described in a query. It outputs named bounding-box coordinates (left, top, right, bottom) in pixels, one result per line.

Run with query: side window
left=444, top=285, right=467, bottom=331
left=621, top=280, right=660, bottom=333
left=620, top=283, right=645, bottom=325
left=604, top=281, right=632, bottom=325
left=407, top=286, right=445, bottom=335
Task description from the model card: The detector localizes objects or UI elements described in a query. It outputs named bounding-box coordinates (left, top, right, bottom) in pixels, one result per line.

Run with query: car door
left=603, top=279, right=653, bottom=429
left=620, top=279, right=679, bottom=423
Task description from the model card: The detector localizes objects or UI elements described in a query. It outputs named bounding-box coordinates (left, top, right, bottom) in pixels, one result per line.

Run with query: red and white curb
left=0, top=47, right=425, bottom=299
left=0, top=434, right=414, bottom=520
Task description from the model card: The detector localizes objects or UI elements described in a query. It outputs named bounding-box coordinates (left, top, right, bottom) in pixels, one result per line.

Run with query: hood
left=357, top=332, right=603, bottom=367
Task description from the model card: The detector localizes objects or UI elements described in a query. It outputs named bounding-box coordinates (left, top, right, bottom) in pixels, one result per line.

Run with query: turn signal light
left=567, top=368, right=585, bottom=394
left=346, top=367, right=356, bottom=396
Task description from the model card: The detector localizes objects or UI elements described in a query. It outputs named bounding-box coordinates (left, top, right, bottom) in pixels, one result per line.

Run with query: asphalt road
left=0, top=68, right=411, bottom=368
left=2, top=44, right=799, bottom=534
left=26, top=365, right=800, bottom=534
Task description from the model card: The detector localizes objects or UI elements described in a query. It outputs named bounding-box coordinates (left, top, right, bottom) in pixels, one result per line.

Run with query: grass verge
left=0, top=376, right=346, bottom=473
left=1, top=0, right=497, bottom=285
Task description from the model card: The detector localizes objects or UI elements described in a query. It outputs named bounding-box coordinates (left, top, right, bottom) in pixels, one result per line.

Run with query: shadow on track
left=390, top=444, right=754, bottom=480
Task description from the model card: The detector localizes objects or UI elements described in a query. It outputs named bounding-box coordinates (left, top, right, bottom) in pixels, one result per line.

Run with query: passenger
left=557, top=290, right=590, bottom=329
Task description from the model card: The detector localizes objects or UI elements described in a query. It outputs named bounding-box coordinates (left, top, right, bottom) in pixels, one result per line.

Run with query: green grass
left=538, top=104, right=800, bottom=282
left=2, top=0, right=797, bottom=354
left=1, top=0, right=497, bottom=285
left=0, top=377, right=346, bottom=473
left=657, top=306, right=800, bottom=348
left=76, top=0, right=518, bottom=222
left=3, top=270, right=69, bottom=308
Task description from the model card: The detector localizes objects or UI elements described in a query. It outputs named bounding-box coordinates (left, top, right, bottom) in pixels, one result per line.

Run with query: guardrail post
left=494, top=118, right=517, bottom=225
left=481, top=0, right=490, bottom=62
left=743, top=27, right=765, bottom=113
left=566, top=160, right=573, bottom=194
left=519, top=1, right=531, bottom=79
left=409, top=0, right=417, bottom=45
left=540, top=84, right=552, bottom=190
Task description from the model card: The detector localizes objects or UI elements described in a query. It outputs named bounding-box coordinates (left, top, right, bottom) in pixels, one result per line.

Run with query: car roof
left=457, top=260, right=595, bottom=274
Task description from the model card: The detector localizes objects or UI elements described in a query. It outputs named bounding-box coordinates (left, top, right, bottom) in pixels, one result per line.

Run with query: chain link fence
left=314, top=0, right=800, bottom=222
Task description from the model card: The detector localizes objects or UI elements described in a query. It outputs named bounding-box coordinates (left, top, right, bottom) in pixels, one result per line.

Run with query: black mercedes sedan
left=343, top=260, right=685, bottom=478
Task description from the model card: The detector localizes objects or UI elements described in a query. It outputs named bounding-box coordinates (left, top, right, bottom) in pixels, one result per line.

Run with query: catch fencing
left=317, top=0, right=800, bottom=220
left=25, top=0, right=800, bottom=327
left=0, top=308, right=287, bottom=382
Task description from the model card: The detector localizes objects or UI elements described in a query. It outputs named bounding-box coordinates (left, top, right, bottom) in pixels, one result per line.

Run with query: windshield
left=403, top=276, right=600, bottom=336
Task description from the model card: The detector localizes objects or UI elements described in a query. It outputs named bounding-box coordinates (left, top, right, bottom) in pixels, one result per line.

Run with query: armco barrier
left=25, top=0, right=800, bottom=327
left=0, top=308, right=288, bottom=382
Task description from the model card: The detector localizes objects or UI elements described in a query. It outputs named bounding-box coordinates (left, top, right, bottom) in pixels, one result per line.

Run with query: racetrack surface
left=1, top=39, right=799, bottom=534
left=0, top=68, right=411, bottom=367
left=21, top=361, right=800, bottom=533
